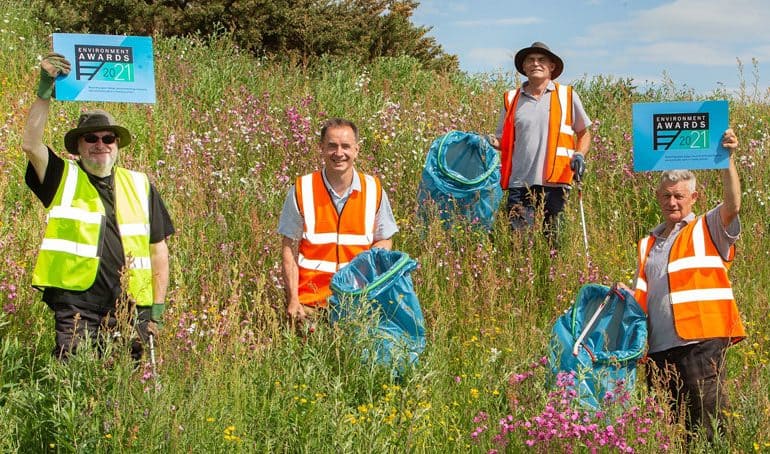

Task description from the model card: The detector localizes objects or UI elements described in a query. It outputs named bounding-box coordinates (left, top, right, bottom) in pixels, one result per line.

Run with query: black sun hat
left=63, top=110, right=131, bottom=154
left=514, top=42, right=564, bottom=80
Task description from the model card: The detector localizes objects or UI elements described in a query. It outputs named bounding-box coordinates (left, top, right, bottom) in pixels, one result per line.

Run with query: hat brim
left=64, top=125, right=131, bottom=155
left=514, top=47, right=564, bottom=80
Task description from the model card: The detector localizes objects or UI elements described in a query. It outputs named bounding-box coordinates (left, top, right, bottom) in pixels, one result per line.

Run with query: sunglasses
left=82, top=133, right=118, bottom=145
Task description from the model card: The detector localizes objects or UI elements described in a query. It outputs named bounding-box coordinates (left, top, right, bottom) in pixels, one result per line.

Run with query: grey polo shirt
left=278, top=168, right=398, bottom=242
left=641, top=207, right=740, bottom=353
left=495, top=81, right=591, bottom=188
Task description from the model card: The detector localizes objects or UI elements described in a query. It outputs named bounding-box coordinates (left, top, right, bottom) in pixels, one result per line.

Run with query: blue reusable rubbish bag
left=329, top=249, right=426, bottom=372
left=548, top=284, right=648, bottom=409
left=417, top=131, right=503, bottom=230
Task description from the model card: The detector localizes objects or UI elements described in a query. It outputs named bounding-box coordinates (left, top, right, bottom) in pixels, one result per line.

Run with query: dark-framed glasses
left=83, top=133, right=118, bottom=145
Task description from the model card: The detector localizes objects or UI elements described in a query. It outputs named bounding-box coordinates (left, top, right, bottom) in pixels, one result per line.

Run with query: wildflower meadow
left=1, top=1, right=769, bottom=452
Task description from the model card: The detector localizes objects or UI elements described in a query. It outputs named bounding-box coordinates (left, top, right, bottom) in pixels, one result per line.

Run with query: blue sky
left=413, top=0, right=770, bottom=95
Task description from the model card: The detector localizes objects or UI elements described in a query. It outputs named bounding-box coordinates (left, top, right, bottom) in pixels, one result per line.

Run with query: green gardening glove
left=151, top=303, right=166, bottom=326
left=138, top=303, right=166, bottom=328
left=37, top=52, right=71, bottom=100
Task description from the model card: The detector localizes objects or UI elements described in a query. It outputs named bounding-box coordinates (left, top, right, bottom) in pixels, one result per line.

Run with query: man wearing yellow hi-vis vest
left=21, top=53, right=175, bottom=361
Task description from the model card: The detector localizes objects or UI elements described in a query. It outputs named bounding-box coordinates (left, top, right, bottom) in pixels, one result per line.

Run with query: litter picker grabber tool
left=575, top=172, right=590, bottom=262
left=149, top=333, right=159, bottom=385
left=572, top=283, right=624, bottom=357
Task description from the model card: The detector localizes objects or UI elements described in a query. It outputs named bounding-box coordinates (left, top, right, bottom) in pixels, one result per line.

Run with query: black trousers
left=506, top=185, right=569, bottom=242
left=52, top=303, right=150, bottom=361
left=646, top=338, right=730, bottom=442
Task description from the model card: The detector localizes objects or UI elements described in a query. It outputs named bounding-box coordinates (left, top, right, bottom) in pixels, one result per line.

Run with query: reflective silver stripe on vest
left=300, top=173, right=377, bottom=246
left=301, top=174, right=317, bottom=234
left=39, top=238, right=98, bottom=257
left=639, top=237, right=650, bottom=259
left=555, top=147, right=572, bottom=157
left=555, top=84, right=574, bottom=158
left=126, top=256, right=152, bottom=270
left=363, top=174, right=377, bottom=237
left=302, top=232, right=373, bottom=245
left=506, top=89, right=518, bottom=107
left=129, top=170, right=150, bottom=218
left=669, top=256, right=724, bottom=272
left=297, top=254, right=340, bottom=273
left=119, top=223, right=151, bottom=236
left=118, top=169, right=151, bottom=239
left=670, top=287, right=735, bottom=305
left=557, top=85, right=573, bottom=135
left=61, top=161, right=79, bottom=207
left=47, top=206, right=103, bottom=224
left=635, top=277, right=647, bottom=293
left=692, top=217, right=706, bottom=255
left=635, top=237, right=652, bottom=293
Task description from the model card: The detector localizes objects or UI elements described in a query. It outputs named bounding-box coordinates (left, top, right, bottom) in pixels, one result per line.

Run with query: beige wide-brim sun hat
left=63, top=109, right=131, bottom=154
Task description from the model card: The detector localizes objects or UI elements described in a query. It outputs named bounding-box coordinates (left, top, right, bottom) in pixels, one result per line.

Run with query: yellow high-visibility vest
left=32, top=160, right=153, bottom=306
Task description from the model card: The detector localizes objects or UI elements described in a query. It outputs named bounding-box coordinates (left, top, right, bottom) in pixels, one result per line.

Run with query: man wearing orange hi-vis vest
left=632, top=128, right=743, bottom=443
left=488, top=42, right=591, bottom=243
left=279, top=118, right=398, bottom=326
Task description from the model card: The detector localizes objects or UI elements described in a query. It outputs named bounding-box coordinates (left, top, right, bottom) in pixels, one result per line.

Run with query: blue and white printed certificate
left=632, top=100, right=729, bottom=171
left=52, top=33, right=156, bottom=103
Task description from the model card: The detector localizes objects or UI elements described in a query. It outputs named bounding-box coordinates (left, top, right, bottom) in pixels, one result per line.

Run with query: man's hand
left=137, top=305, right=163, bottom=341
left=37, top=52, right=71, bottom=100
left=721, top=128, right=738, bottom=152
left=616, top=282, right=632, bottom=292
left=145, top=320, right=160, bottom=338
left=485, top=134, right=500, bottom=150
left=287, top=300, right=318, bottom=335
left=135, top=318, right=159, bottom=343
left=287, top=298, right=307, bottom=321
left=570, top=153, right=585, bottom=179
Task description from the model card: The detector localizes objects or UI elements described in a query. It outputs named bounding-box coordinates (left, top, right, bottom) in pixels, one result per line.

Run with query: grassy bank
left=1, top=1, right=769, bottom=452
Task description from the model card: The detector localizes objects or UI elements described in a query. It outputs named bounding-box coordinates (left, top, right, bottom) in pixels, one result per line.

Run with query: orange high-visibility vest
left=498, top=82, right=576, bottom=188
left=634, top=216, right=745, bottom=343
left=295, top=170, right=382, bottom=306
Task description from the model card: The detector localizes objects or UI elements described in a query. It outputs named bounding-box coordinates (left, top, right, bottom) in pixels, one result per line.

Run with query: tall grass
left=1, top=1, right=769, bottom=452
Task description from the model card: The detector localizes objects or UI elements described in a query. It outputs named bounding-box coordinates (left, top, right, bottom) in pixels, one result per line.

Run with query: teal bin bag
left=417, top=131, right=502, bottom=230
left=329, top=249, right=426, bottom=373
left=548, top=284, right=648, bottom=409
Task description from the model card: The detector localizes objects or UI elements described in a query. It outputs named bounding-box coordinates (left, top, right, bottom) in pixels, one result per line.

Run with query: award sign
left=52, top=33, right=156, bottom=103
left=632, top=100, right=728, bottom=171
